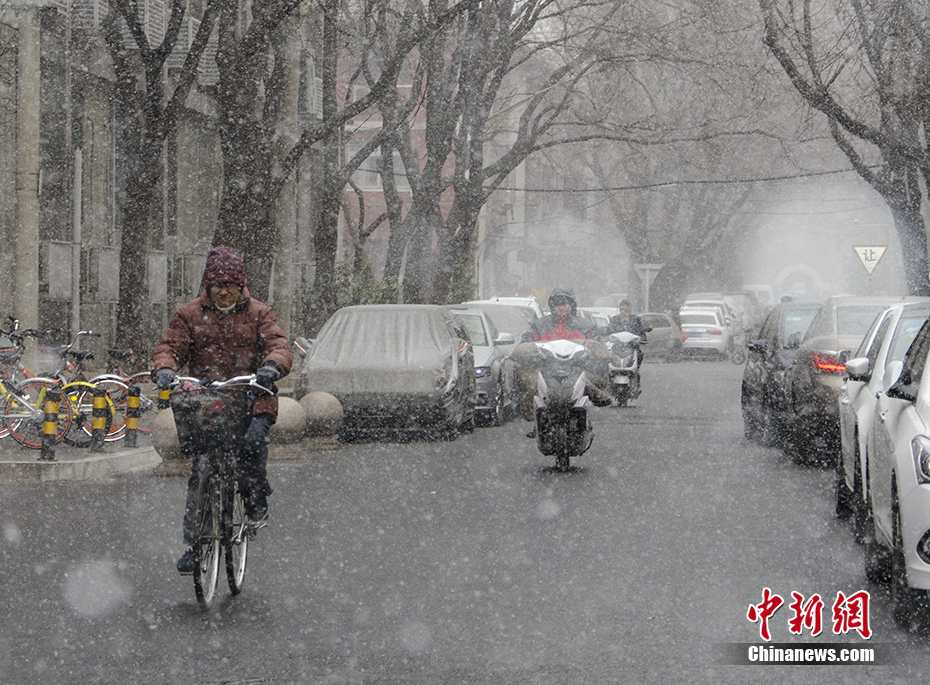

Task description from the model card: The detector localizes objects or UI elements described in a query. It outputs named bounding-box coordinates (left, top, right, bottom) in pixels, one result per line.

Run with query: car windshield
left=781, top=309, right=817, bottom=346
left=456, top=313, right=488, bottom=346
left=889, top=316, right=929, bottom=362
left=469, top=305, right=535, bottom=339
left=837, top=305, right=892, bottom=337
left=641, top=315, right=669, bottom=329
left=681, top=313, right=718, bottom=326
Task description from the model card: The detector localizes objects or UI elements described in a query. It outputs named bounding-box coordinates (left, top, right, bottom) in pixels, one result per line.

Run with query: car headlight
left=475, top=367, right=489, bottom=377
left=912, top=435, right=930, bottom=483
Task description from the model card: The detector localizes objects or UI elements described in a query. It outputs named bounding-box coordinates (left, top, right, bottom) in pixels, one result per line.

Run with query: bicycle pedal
left=248, top=520, right=268, bottom=533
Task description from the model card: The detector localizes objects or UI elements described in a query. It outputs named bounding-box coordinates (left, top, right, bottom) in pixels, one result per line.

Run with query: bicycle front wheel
left=4, top=379, right=72, bottom=449
left=225, top=481, right=249, bottom=595
left=194, top=474, right=222, bottom=610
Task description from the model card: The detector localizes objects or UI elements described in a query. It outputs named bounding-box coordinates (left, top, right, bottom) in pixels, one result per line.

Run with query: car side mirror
left=644, top=326, right=653, bottom=333
left=494, top=332, right=516, bottom=346
left=844, top=357, right=870, bottom=382
left=784, top=332, right=802, bottom=350
left=884, top=360, right=915, bottom=401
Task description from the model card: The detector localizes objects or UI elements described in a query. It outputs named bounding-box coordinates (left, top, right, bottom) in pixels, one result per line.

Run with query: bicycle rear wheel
left=225, top=481, right=249, bottom=595
left=194, top=474, right=222, bottom=610
left=4, top=379, right=72, bottom=449
left=62, top=381, right=120, bottom=447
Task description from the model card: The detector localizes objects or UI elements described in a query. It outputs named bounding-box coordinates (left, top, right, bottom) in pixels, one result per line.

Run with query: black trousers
left=182, top=413, right=274, bottom=545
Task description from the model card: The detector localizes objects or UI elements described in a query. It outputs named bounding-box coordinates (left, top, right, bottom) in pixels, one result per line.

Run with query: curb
left=0, top=447, right=162, bottom=483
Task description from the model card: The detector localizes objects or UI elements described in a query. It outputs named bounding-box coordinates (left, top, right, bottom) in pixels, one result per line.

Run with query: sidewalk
left=0, top=430, right=339, bottom=483
left=0, top=433, right=161, bottom=483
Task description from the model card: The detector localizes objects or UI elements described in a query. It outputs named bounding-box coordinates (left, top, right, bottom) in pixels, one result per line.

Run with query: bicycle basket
left=170, top=382, right=255, bottom=454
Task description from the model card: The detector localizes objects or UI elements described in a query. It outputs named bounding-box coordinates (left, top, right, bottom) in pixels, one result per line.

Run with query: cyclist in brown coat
left=152, top=246, right=293, bottom=574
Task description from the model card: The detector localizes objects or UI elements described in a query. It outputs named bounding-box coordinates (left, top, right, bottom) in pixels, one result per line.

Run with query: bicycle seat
left=45, top=345, right=71, bottom=360
left=69, top=349, right=95, bottom=362
left=107, top=348, right=134, bottom=360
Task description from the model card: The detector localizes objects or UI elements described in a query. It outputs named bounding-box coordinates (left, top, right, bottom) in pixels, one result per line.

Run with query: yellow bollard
left=40, top=389, right=61, bottom=462
left=90, top=386, right=108, bottom=452
left=125, top=385, right=141, bottom=448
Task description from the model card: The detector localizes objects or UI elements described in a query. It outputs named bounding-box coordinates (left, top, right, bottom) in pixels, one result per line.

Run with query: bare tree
left=104, top=0, right=224, bottom=357
left=211, top=0, right=478, bottom=327
left=759, top=0, right=930, bottom=295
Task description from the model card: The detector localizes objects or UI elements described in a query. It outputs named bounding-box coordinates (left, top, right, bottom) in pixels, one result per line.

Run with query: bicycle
left=0, top=358, right=73, bottom=446
left=2, top=327, right=127, bottom=448
left=87, top=348, right=157, bottom=438
left=169, top=374, right=272, bottom=610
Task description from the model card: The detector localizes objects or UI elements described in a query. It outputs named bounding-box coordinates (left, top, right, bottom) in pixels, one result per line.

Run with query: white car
left=464, top=296, right=544, bottom=319
left=863, top=314, right=930, bottom=627
left=680, top=307, right=729, bottom=357
left=837, top=301, right=930, bottom=536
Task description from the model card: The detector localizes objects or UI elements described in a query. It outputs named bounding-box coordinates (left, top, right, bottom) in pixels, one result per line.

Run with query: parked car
left=862, top=315, right=930, bottom=627
left=578, top=307, right=613, bottom=330
left=591, top=293, right=628, bottom=309
left=293, top=304, right=476, bottom=437
left=683, top=292, right=736, bottom=325
left=783, top=296, right=914, bottom=464
left=639, top=312, right=683, bottom=361
left=837, top=301, right=930, bottom=533
left=741, top=299, right=822, bottom=445
left=464, top=295, right=545, bottom=319
left=680, top=307, right=730, bottom=358
left=446, top=306, right=517, bottom=426
left=459, top=301, right=539, bottom=352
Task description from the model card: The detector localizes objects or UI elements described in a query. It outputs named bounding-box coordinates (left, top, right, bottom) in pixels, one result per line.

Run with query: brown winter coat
left=151, top=287, right=293, bottom=417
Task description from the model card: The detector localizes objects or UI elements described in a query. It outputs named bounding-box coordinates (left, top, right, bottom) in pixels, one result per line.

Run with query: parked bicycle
left=1, top=325, right=126, bottom=448
left=169, top=374, right=272, bottom=610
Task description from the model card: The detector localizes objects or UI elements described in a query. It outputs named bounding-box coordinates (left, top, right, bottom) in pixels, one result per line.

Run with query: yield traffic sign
left=852, top=245, right=888, bottom=276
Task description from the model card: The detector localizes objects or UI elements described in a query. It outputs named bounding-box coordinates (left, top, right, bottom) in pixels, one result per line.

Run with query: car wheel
left=759, top=401, right=783, bottom=448
left=834, top=459, right=854, bottom=521
left=891, top=494, right=929, bottom=629
left=490, top=383, right=505, bottom=427
left=741, top=391, right=761, bottom=442
left=852, top=459, right=869, bottom=544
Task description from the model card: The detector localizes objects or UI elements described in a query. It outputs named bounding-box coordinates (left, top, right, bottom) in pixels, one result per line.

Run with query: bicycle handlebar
left=170, top=374, right=274, bottom=395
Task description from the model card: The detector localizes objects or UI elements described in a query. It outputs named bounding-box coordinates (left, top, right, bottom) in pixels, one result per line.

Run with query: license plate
left=612, top=375, right=630, bottom=384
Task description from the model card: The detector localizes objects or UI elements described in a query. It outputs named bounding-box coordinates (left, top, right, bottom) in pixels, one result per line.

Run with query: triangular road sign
left=852, top=245, right=888, bottom=276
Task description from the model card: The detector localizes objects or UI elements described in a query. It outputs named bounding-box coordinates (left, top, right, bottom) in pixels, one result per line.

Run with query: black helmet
left=548, top=287, right=577, bottom=312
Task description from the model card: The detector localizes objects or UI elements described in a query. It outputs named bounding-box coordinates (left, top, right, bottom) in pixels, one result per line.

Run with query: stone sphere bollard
left=269, top=396, right=307, bottom=444
left=299, top=391, right=343, bottom=437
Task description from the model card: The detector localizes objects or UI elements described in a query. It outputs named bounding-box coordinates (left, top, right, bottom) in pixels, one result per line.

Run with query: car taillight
left=706, top=329, right=723, bottom=336
left=681, top=332, right=688, bottom=340
left=810, top=352, right=845, bottom=374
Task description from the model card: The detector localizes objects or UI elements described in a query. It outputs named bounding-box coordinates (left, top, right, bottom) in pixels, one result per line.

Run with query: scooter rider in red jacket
left=511, top=288, right=613, bottom=436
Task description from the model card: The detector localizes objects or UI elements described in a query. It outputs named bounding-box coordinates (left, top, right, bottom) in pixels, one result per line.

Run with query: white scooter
left=605, top=331, right=644, bottom=407
left=532, top=339, right=595, bottom=471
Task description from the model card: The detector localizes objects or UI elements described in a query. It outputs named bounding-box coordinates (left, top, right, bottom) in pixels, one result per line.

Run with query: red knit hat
left=203, top=246, right=246, bottom=289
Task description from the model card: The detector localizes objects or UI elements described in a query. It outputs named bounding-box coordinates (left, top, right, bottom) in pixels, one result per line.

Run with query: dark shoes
left=177, top=548, right=195, bottom=575
left=246, top=494, right=268, bottom=523
left=526, top=427, right=537, bottom=438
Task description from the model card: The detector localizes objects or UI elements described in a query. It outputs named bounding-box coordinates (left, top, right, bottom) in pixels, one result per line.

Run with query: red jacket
left=151, top=287, right=293, bottom=417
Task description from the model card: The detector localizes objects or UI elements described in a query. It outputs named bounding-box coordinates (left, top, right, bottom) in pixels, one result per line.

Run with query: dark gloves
left=155, top=368, right=177, bottom=390
left=255, top=363, right=281, bottom=389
